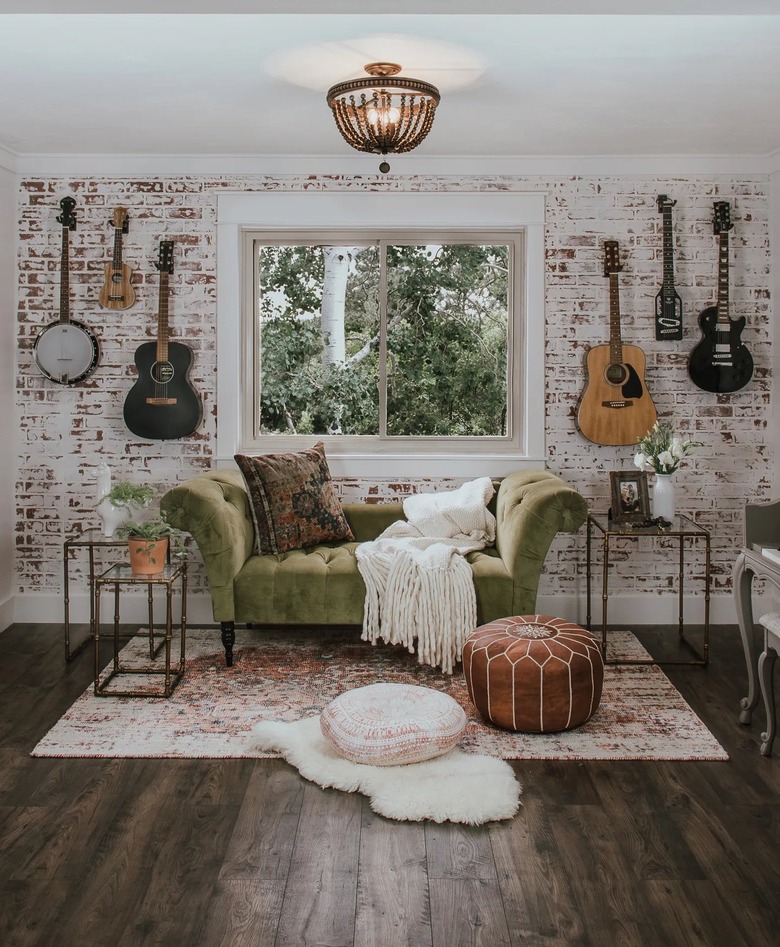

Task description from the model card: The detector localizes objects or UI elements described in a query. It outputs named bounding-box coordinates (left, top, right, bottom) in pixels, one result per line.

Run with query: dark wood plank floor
left=0, top=622, right=778, bottom=947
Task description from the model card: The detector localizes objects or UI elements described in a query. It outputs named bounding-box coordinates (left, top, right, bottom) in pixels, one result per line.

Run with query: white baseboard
left=9, top=590, right=772, bottom=629
left=0, top=592, right=13, bottom=632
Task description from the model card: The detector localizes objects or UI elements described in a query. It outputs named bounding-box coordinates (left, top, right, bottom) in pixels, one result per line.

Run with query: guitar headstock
left=156, top=240, right=175, bottom=274
left=56, top=196, right=77, bottom=231
left=657, top=194, right=676, bottom=213
left=111, top=206, right=129, bottom=233
left=603, top=240, right=623, bottom=276
left=713, top=201, right=733, bottom=235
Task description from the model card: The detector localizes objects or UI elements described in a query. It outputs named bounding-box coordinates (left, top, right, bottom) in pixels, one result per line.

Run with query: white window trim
left=216, top=190, right=546, bottom=478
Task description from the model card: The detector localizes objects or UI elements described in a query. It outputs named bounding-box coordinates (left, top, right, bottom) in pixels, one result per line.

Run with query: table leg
left=586, top=517, right=592, bottom=630
left=601, top=533, right=610, bottom=659
left=758, top=642, right=777, bottom=757
left=165, top=584, right=173, bottom=696
left=733, top=552, right=759, bottom=724
left=703, top=532, right=711, bottom=666
left=147, top=582, right=155, bottom=659
left=180, top=565, right=188, bottom=672
left=63, top=543, right=71, bottom=661
left=93, top=580, right=104, bottom=695
left=678, top=535, right=685, bottom=639
left=113, top=582, right=120, bottom=671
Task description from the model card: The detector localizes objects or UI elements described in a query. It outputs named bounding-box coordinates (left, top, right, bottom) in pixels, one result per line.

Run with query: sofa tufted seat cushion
left=231, top=542, right=515, bottom=626
left=320, top=682, right=467, bottom=765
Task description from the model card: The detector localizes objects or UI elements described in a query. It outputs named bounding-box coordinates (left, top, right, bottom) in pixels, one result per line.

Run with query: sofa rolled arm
left=161, top=470, right=254, bottom=621
left=495, top=469, right=587, bottom=614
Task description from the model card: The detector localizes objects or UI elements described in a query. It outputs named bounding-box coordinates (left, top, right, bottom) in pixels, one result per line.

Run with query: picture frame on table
left=609, top=470, right=650, bottom=525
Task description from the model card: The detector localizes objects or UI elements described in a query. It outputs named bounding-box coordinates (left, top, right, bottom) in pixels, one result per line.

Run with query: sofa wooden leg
left=221, top=621, right=236, bottom=667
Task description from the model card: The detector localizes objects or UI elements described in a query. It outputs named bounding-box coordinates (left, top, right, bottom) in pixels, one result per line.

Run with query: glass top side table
left=586, top=512, right=711, bottom=665
left=93, top=561, right=187, bottom=698
left=63, top=528, right=128, bottom=661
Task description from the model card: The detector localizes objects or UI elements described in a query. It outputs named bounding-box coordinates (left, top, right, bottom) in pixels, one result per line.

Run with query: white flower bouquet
left=634, top=420, right=701, bottom=475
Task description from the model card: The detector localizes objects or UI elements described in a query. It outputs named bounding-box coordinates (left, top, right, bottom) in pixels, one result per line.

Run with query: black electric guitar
left=655, top=194, right=682, bottom=340
left=688, top=201, right=753, bottom=393
left=576, top=241, right=657, bottom=446
left=98, top=207, right=135, bottom=310
left=123, top=240, right=202, bottom=439
left=33, top=196, right=100, bottom=385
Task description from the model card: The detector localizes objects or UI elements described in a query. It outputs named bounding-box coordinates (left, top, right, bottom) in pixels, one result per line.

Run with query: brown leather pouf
left=463, top=615, right=604, bottom=733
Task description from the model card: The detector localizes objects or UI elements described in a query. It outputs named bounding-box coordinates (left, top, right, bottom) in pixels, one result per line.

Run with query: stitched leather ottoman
left=463, top=615, right=604, bottom=732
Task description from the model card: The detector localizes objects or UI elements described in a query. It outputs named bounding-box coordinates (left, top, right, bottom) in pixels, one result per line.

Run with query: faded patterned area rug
left=32, top=628, right=728, bottom=761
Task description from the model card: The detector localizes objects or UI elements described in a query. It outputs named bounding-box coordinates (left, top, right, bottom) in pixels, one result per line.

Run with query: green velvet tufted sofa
left=161, top=468, right=587, bottom=666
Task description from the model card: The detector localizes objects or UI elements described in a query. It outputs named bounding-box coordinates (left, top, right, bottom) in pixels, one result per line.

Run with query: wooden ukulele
left=99, top=207, right=135, bottom=310
left=123, top=240, right=202, bottom=439
left=576, top=241, right=657, bottom=446
left=655, top=194, right=682, bottom=340
left=688, top=201, right=753, bottom=393
left=33, top=196, right=100, bottom=385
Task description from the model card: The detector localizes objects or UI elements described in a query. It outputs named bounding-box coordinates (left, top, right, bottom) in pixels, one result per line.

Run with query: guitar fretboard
left=608, top=271, right=623, bottom=364
left=59, top=225, right=71, bottom=325
left=716, top=229, right=730, bottom=328
left=662, top=207, right=675, bottom=291
left=156, top=271, right=170, bottom=365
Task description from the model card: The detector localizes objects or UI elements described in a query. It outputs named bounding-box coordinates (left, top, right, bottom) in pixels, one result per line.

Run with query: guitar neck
left=608, top=271, right=623, bottom=362
left=59, top=226, right=71, bottom=325
left=662, top=207, right=675, bottom=290
left=716, top=229, right=730, bottom=326
left=112, top=226, right=123, bottom=272
left=156, top=271, right=170, bottom=363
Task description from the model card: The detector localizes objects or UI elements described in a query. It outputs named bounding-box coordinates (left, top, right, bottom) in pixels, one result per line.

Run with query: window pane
left=258, top=245, right=380, bottom=436
left=385, top=244, right=510, bottom=437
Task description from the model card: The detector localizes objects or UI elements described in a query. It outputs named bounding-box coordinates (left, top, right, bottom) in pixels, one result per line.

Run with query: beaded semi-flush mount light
left=326, top=62, right=441, bottom=173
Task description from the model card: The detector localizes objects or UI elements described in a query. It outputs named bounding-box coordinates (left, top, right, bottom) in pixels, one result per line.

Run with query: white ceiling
left=0, top=1, right=779, bottom=162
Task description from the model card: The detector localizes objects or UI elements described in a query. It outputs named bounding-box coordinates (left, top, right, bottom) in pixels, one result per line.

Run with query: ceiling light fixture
left=326, top=62, right=440, bottom=173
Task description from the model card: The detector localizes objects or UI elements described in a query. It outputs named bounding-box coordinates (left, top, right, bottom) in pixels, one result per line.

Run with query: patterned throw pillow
left=320, top=682, right=467, bottom=765
left=234, top=443, right=354, bottom=555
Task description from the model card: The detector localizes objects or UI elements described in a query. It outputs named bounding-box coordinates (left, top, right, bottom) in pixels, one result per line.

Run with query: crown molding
left=9, top=151, right=776, bottom=179
left=0, top=145, right=20, bottom=174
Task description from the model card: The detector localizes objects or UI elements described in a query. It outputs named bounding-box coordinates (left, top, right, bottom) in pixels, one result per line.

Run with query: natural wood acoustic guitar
left=576, top=241, right=657, bottom=446
left=98, top=206, right=135, bottom=310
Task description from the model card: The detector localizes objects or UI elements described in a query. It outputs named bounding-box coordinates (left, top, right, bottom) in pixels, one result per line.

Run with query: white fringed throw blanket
left=356, top=478, right=496, bottom=674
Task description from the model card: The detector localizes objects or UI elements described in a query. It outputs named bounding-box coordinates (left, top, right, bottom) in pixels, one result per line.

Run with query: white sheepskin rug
left=252, top=716, right=521, bottom=825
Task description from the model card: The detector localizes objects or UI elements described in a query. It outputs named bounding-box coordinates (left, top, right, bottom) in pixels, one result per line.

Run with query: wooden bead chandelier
left=326, top=62, right=440, bottom=171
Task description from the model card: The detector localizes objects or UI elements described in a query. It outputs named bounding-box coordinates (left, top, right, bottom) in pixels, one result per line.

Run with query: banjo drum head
left=34, top=321, right=99, bottom=385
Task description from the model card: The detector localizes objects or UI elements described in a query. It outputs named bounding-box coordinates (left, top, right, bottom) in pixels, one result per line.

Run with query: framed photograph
left=609, top=470, right=650, bottom=525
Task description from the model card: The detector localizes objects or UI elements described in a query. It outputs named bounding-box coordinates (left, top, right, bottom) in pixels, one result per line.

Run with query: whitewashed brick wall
left=16, top=174, right=772, bottom=615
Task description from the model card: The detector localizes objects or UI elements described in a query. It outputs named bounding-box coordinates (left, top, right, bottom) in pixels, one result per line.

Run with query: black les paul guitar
left=123, top=240, right=202, bottom=439
left=655, top=194, right=682, bottom=340
left=688, top=201, right=753, bottom=393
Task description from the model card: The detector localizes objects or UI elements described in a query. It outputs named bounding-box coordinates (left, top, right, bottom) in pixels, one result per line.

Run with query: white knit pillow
left=320, top=683, right=467, bottom=766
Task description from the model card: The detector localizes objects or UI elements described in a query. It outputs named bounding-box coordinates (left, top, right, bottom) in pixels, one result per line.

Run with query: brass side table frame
left=93, top=562, right=187, bottom=698
left=63, top=529, right=127, bottom=661
left=586, top=512, right=711, bottom=665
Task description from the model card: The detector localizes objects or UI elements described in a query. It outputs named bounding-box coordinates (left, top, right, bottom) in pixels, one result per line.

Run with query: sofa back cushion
left=235, top=443, right=354, bottom=555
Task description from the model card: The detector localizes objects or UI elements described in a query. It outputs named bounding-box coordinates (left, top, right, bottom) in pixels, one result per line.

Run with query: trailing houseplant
left=116, top=516, right=185, bottom=574
left=95, top=479, right=156, bottom=538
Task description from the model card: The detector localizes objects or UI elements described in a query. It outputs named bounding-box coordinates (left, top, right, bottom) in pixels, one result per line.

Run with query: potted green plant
left=95, top=481, right=156, bottom=538
left=116, top=517, right=183, bottom=575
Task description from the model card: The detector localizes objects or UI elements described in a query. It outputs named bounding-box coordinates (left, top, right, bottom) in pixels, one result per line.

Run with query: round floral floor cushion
left=463, top=615, right=604, bottom=733
left=320, top=682, right=467, bottom=765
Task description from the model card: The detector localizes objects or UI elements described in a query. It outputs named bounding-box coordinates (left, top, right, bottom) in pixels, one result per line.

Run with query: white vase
left=653, top=473, right=676, bottom=522
left=96, top=498, right=131, bottom=538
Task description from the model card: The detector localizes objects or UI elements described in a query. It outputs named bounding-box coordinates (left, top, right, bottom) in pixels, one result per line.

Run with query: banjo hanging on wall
left=33, top=196, right=100, bottom=385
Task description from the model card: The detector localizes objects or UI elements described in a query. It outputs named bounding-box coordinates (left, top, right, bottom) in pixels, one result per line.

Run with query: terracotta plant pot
left=127, top=537, right=169, bottom=575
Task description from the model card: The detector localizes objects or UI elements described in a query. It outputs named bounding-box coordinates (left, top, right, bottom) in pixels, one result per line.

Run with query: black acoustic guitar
left=688, top=201, right=753, bottom=393
left=655, top=194, right=682, bottom=340
left=123, top=240, right=202, bottom=439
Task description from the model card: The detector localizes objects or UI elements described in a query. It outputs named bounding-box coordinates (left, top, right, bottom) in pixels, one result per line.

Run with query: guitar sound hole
left=151, top=362, right=175, bottom=384
left=605, top=363, right=628, bottom=386
left=112, top=273, right=123, bottom=283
